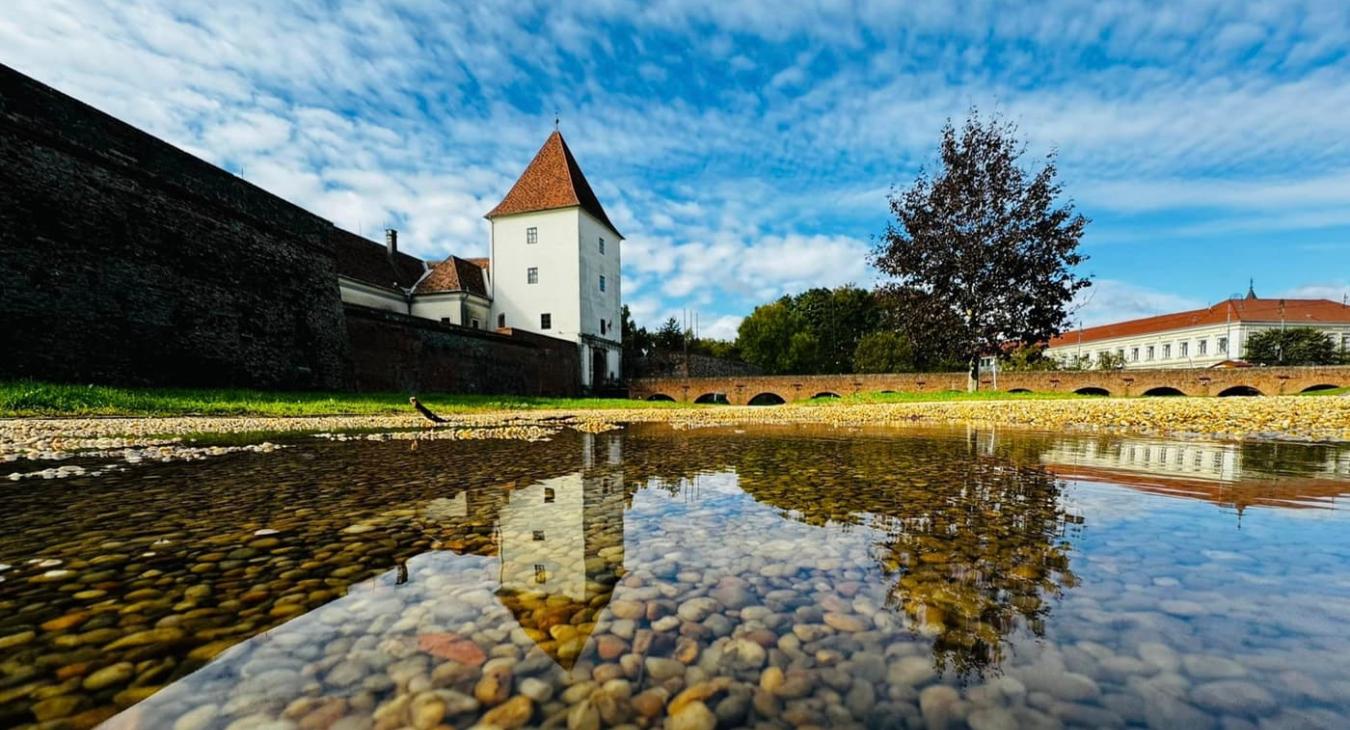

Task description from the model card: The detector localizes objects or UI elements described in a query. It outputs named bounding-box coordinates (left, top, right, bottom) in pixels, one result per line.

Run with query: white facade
left=1047, top=320, right=1350, bottom=370
left=489, top=208, right=622, bottom=387
left=410, top=291, right=491, bottom=329
left=338, top=277, right=408, bottom=314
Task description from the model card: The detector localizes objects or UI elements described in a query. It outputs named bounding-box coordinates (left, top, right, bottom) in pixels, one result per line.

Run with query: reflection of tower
left=496, top=434, right=627, bottom=668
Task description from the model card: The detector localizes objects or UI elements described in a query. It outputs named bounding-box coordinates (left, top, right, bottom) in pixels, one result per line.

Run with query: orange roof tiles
left=417, top=256, right=488, bottom=297
left=1050, top=298, right=1350, bottom=347
left=486, top=131, right=622, bottom=238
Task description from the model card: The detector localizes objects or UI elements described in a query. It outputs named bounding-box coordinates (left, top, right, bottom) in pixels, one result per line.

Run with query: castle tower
left=486, top=131, right=623, bottom=388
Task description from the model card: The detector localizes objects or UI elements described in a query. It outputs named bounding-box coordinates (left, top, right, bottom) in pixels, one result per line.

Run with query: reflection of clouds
left=1057, top=481, right=1166, bottom=525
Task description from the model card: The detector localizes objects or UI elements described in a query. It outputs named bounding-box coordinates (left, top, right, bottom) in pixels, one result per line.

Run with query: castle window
left=534, top=564, right=547, bottom=583
left=599, top=319, right=606, bottom=335
left=544, top=487, right=555, bottom=503
left=540, top=313, right=551, bottom=330
left=533, top=530, right=545, bottom=541
left=599, top=275, right=606, bottom=292
left=526, top=227, right=537, bottom=244
left=471, top=319, right=479, bottom=329
left=441, top=317, right=451, bottom=325
left=527, top=267, right=538, bottom=284
left=599, top=237, right=605, bottom=255
left=498, top=314, right=506, bottom=328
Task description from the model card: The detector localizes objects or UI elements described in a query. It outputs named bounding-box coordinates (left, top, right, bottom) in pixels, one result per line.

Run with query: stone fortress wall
left=0, top=64, right=577, bottom=396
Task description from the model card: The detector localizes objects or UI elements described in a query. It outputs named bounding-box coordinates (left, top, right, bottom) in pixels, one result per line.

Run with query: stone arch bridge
left=629, top=366, right=1350, bottom=405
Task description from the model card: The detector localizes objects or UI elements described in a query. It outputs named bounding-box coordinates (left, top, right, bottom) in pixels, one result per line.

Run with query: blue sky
left=4, top=1, right=1349, bottom=338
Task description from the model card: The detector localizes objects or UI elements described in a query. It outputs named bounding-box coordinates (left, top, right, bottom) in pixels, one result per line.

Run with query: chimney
left=385, top=228, right=398, bottom=257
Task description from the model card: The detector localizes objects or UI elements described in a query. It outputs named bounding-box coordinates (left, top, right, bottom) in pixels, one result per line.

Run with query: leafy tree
left=873, top=110, right=1091, bottom=384
left=653, top=316, right=685, bottom=352
left=873, top=284, right=968, bottom=371
left=736, top=299, right=801, bottom=373
left=852, top=331, right=915, bottom=373
left=1244, top=327, right=1339, bottom=366
left=620, top=305, right=654, bottom=368
left=794, top=286, right=880, bottom=373
left=1096, top=351, right=1126, bottom=370
left=1001, top=343, right=1059, bottom=372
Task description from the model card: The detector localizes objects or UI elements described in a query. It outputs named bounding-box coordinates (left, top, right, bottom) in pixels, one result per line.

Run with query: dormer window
left=526, top=227, right=538, bottom=244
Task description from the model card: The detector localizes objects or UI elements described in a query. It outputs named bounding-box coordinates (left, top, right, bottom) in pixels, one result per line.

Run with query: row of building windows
left=1096, top=336, right=1229, bottom=363
left=525, top=226, right=606, bottom=255
left=536, top=313, right=610, bottom=335
left=525, top=267, right=605, bottom=292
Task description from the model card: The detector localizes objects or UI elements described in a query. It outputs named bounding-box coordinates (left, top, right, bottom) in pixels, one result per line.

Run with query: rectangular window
left=1180, top=341, right=1188, bottom=357
left=534, top=564, right=547, bottom=584
left=1162, top=343, right=1171, bottom=359
left=527, top=267, right=538, bottom=284
left=599, top=237, right=605, bottom=255
left=1218, top=337, right=1228, bottom=354
left=599, top=319, right=606, bottom=335
left=599, top=275, right=606, bottom=292
left=470, top=319, right=479, bottom=329
left=526, top=227, right=537, bottom=244
left=1199, top=340, right=1207, bottom=355
left=540, top=313, right=551, bottom=330
left=1131, top=347, right=1139, bottom=361
left=532, top=530, right=545, bottom=541
left=440, top=317, right=451, bottom=324
left=497, top=313, right=506, bottom=328
left=1146, top=346, right=1154, bottom=361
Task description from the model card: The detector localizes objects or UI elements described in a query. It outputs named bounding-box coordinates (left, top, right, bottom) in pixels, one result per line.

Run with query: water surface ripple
left=1, top=424, right=1349, bottom=729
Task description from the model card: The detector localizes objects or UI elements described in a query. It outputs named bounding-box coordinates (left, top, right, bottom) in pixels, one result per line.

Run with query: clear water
left=2, top=424, right=1349, bottom=729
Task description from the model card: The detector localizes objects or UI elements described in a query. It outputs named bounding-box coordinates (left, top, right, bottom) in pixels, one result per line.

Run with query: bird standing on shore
left=409, top=397, right=447, bottom=425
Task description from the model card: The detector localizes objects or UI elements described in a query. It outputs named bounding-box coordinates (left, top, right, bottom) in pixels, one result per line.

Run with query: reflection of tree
left=654, top=427, right=1078, bottom=676
left=1240, top=441, right=1337, bottom=479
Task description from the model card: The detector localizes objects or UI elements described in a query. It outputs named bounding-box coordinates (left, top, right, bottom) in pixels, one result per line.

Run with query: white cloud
left=1279, top=282, right=1350, bottom=302
left=701, top=314, right=743, bottom=341
left=1070, top=279, right=1206, bottom=327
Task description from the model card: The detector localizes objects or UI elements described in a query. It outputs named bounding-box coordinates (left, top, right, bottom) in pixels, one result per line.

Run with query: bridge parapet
left=629, top=366, right=1350, bottom=403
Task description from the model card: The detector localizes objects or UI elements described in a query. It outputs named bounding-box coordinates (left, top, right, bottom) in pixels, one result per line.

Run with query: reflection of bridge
left=630, top=366, right=1350, bottom=404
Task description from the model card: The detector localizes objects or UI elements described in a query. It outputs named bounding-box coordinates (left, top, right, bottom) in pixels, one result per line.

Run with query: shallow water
left=2, top=424, right=1350, bottom=729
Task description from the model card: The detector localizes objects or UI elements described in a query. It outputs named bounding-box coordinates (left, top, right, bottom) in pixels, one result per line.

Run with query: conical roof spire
left=1246, top=278, right=1257, bottom=300
left=485, top=131, right=622, bottom=238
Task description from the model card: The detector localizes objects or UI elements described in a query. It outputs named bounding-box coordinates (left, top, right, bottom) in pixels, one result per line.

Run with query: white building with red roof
left=1045, top=286, right=1350, bottom=369
left=334, top=130, right=623, bottom=388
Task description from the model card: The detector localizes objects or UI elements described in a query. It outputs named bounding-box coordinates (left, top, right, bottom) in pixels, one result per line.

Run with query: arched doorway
left=1217, top=385, right=1262, bottom=397
left=810, top=392, right=841, bottom=399
left=1007, top=388, right=1032, bottom=394
left=694, top=393, right=729, bottom=404
left=1074, top=387, right=1110, bottom=396
left=645, top=393, right=675, bottom=402
left=1301, top=384, right=1341, bottom=393
left=1142, top=386, right=1186, bottom=397
left=747, top=392, right=786, bottom=406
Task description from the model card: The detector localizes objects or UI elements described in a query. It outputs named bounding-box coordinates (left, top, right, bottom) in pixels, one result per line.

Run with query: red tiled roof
left=485, top=131, right=622, bottom=238
left=416, top=256, right=489, bottom=298
left=1050, top=298, right=1350, bottom=347
left=333, top=229, right=426, bottom=291
left=466, top=257, right=489, bottom=272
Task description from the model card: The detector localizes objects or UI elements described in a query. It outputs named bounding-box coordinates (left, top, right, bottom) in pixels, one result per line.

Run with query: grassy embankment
left=3, top=380, right=1084, bottom=417
left=1, top=380, right=1341, bottom=418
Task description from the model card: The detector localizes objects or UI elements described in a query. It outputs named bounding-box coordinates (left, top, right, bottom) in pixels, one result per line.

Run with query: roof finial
left=1245, top=278, right=1257, bottom=300
left=554, top=110, right=559, bottom=132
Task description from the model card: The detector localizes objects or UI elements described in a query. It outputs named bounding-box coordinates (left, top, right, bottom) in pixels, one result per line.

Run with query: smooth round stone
left=174, top=703, right=220, bottom=730
left=851, top=652, right=887, bottom=683
left=1182, top=655, right=1247, bottom=680
left=1021, top=671, right=1100, bottom=702
left=84, top=662, right=135, bottom=690
left=1191, top=680, right=1277, bottom=715
left=677, top=598, right=718, bottom=622
left=968, top=707, right=1018, bottom=730
left=668, top=700, right=717, bottom=730
left=519, top=677, right=553, bottom=703
left=567, top=698, right=600, bottom=730
left=888, top=655, right=936, bottom=687
left=918, top=685, right=960, bottom=729
left=645, top=657, right=685, bottom=681
left=609, top=600, right=643, bottom=620
left=823, top=612, right=867, bottom=632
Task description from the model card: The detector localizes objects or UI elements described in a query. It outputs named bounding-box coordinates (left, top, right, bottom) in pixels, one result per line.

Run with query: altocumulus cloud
left=2, top=0, right=1349, bottom=331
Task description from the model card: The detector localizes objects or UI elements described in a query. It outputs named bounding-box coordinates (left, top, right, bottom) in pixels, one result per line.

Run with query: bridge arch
left=1217, top=385, right=1262, bottom=397
left=1007, top=388, right=1032, bottom=394
left=645, top=393, right=676, bottom=402
left=693, top=392, right=728, bottom=404
left=1074, top=387, right=1110, bottom=396
left=1142, top=386, right=1186, bottom=397
left=810, top=391, right=841, bottom=399
left=747, top=392, right=786, bottom=406
left=1301, top=383, right=1341, bottom=393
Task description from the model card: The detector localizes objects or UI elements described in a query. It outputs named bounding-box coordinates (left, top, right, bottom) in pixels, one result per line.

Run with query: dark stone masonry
left=0, top=64, right=578, bottom=395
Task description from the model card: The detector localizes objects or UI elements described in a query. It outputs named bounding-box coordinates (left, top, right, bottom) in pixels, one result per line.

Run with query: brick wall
left=633, top=352, right=762, bottom=378
left=0, top=64, right=350, bottom=388
left=345, top=306, right=580, bottom=396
